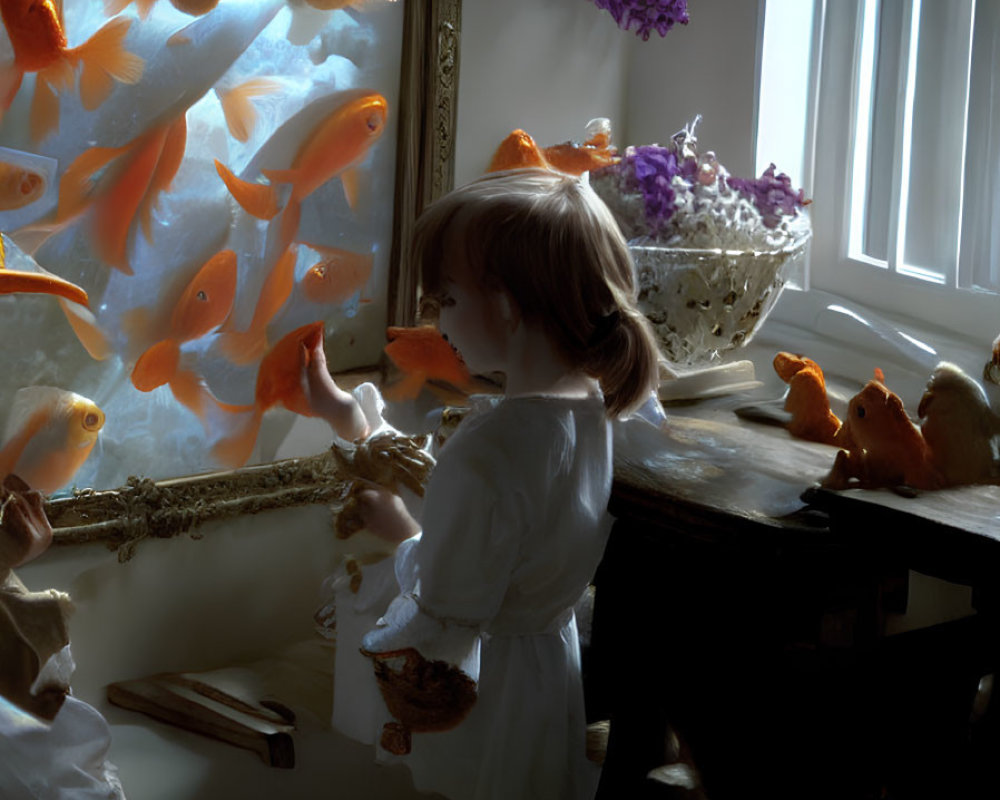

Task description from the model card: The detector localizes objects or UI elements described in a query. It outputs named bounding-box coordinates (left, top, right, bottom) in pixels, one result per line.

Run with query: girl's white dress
left=327, top=391, right=613, bottom=800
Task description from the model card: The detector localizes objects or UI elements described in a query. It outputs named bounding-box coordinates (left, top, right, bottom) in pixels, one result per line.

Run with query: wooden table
left=589, top=405, right=1000, bottom=799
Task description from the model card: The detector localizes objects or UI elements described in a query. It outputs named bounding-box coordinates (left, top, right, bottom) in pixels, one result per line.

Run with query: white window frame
left=768, top=0, right=1000, bottom=346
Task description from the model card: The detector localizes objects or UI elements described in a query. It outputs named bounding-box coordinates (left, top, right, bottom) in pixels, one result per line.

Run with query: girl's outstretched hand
left=301, top=330, right=370, bottom=442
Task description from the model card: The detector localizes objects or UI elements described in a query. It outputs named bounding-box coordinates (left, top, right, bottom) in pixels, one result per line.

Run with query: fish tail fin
left=215, top=78, right=280, bottom=143
left=383, top=371, right=427, bottom=403
left=58, top=298, right=112, bottom=360
left=214, top=159, right=279, bottom=220
left=169, top=368, right=215, bottom=422
left=278, top=200, right=301, bottom=256
left=138, top=116, right=187, bottom=243
left=218, top=328, right=269, bottom=366
left=74, top=17, right=145, bottom=111
left=57, top=144, right=124, bottom=223
left=211, top=408, right=264, bottom=469
left=8, top=223, right=61, bottom=257
left=131, top=339, right=180, bottom=392
left=28, top=73, right=61, bottom=143
left=104, top=0, right=132, bottom=16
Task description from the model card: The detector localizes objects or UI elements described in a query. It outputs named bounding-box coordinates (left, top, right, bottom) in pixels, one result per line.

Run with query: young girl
left=305, top=168, right=660, bottom=800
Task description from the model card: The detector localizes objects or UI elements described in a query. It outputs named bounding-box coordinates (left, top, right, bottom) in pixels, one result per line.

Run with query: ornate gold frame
left=46, top=0, right=462, bottom=551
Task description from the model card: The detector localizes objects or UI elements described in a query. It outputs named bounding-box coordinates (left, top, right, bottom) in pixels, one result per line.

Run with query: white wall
left=455, top=0, right=763, bottom=185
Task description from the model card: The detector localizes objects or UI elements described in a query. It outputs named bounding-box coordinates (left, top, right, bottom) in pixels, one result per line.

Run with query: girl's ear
left=497, top=291, right=520, bottom=330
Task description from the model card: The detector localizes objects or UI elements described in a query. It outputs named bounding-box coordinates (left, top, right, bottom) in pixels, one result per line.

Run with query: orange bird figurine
left=487, top=126, right=618, bottom=175
left=130, top=250, right=237, bottom=418
left=211, top=321, right=326, bottom=468
left=0, top=0, right=145, bottom=141
left=383, top=325, right=474, bottom=402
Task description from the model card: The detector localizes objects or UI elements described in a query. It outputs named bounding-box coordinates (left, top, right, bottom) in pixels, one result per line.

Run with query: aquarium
left=0, top=0, right=414, bottom=493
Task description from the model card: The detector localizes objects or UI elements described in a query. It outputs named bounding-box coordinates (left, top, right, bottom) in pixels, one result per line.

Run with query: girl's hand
left=301, top=335, right=370, bottom=441
left=338, top=480, right=420, bottom=545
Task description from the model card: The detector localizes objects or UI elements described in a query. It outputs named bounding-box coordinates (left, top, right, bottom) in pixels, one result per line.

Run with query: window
left=759, top=0, right=1000, bottom=345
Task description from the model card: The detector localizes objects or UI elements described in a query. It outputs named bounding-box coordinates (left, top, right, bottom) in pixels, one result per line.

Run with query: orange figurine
left=823, top=372, right=941, bottom=490
left=772, top=351, right=840, bottom=445
left=487, top=121, right=619, bottom=176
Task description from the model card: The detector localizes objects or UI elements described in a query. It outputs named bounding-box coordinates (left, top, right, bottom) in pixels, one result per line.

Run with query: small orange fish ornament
left=823, top=372, right=941, bottom=490
left=383, top=325, right=474, bottom=402
left=772, top=351, right=841, bottom=445
left=299, top=243, right=373, bottom=305
left=487, top=124, right=619, bottom=175
left=0, top=386, right=104, bottom=494
left=218, top=245, right=298, bottom=365
left=0, top=1, right=144, bottom=141
left=211, top=321, right=325, bottom=468
left=130, top=250, right=237, bottom=418
left=215, top=89, right=388, bottom=253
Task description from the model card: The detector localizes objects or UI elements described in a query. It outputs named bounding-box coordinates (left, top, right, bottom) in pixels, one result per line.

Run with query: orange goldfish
left=0, top=1, right=144, bottom=141
left=129, top=250, right=237, bottom=418
left=56, top=116, right=187, bottom=274
left=0, top=158, right=46, bottom=210
left=487, top=127, right=619, bottom=175
left=773, top=351, right=841, bottom=446
left=211, top=321, right=325, bottom=468
left=383, top=325, right=474, bottom=402
left=0, top=386, right=104, bottom=494
left=215, top=89, right=388, bottom=253
left=299, top=243, right=373, bottom=304
left=218, top=245, right=297, bottom=365
left=104, top=0, right=220, bottom=17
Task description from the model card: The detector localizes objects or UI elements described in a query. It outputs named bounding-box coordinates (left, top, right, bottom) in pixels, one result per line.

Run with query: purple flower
left=592, top=0, right=690, bottom=40
left=624, top=145, right=684, bottom=232
left=728, top=164, right=810, bottom=228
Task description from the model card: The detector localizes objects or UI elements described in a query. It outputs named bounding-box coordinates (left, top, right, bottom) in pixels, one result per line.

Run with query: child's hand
left=338, top=480, right=420, bottom=545
left=301, top=333, right=370, bottom=441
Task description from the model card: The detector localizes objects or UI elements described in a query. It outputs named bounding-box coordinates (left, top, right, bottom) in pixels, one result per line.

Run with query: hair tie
left=587, top=309, right=621, bottom=347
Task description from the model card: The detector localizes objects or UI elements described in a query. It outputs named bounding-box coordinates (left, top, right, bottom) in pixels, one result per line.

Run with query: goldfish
left=104, top=0, right=220, bottom=16
left=218, top=245, right=297, bottom=365
left=56, top=115, right=188, bottom=274
left=129, top=250, right=237, bottom=418
left=215, top=89, right=388, bottom=254
left=299, top=243, right=373, bottom=304
left=211, top=321, right=325, bottom=468
left=487, top=124, right=619, bottom=175
left=0, top=1, right=144, bottom=141
left=0, top=386, right=104, bottom=494
left=773, top=351, right=841, bottom=445
left=823, top=373, right=940, bottom=491
left=383, top=325, right=474, bottom=402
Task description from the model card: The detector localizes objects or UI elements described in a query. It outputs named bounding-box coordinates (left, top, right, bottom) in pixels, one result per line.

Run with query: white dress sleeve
left=361, top=436, right=522, bottom=683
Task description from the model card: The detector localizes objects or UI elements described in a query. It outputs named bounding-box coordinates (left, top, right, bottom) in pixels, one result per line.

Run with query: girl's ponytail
left=583, top=303, right=660, bottom=417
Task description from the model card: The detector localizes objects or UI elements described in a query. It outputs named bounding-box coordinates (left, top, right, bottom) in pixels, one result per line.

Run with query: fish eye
left=856, top=405, right=866, bottom=418
left=197, top=290, right=207, bottom=301
left=83, top=412, right=102, bottom=431
left=366, top=114, right=381, bottom=132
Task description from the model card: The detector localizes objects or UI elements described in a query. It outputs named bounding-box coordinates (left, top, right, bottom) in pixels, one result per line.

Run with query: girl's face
left=436, top=261, right=510, bottom=375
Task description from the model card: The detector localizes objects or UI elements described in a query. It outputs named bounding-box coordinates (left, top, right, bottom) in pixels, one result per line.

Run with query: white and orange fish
left=129, top=249, right=237, bottom=418
left=214, top=77, right=281, bottom=143
left=0, top=0, right=144, bottom=141
left=218, top=245, right=297, bottom=365
left=215, top=89, right=388, bottom=255
left=0, top=386, right=105, bottom=494
left=299, top=242, right=373, bottom=304
left=104, top=0, right=220, bottom=17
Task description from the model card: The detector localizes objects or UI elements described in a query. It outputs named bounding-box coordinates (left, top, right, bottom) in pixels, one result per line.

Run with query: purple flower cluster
left=592, top=0, right=690, bottom=41
left=727, top=164, right=811, bottom=228
left=623, top=145, right=684, bottom=233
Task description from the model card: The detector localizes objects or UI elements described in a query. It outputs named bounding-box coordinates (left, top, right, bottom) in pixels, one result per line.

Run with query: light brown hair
left=412, top=168, right=660, bottom=416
